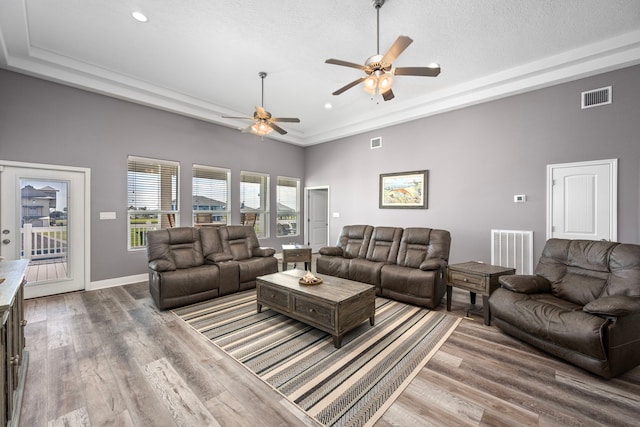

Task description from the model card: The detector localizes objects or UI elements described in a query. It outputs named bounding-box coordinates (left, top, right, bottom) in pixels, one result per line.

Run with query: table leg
left=446, top=285, right=452, bottom=311
left=333, top=334, right=343, bottom=348
left=470, top=291, right=477, bottom=305
left=369, top=315, right=375, bottom=326
left=482, top=295, right=491, bottom=326
left=282, top=262, right=288, bottom=271
left=257, top=302, right=262, bottom=313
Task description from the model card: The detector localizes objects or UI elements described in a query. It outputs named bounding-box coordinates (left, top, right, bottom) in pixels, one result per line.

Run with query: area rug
left=173, top=290, right=460, bottom=427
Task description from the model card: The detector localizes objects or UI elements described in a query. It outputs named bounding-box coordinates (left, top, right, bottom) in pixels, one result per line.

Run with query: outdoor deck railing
left=21, top=223, right=67, bottom=260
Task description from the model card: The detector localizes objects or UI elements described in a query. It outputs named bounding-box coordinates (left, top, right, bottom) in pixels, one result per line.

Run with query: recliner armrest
left=583, top=296, right=640, bottom=317
left=253, top=246, right=276, bottom=257
left=149, top=259, right=176, bottom=272
left=419, top=258, right=446, bottom=271
left=206, top=253, right=234, bottom=263
left=319, top=247, right=343, bottom=256
left=499, top=275, right=551, bottom=294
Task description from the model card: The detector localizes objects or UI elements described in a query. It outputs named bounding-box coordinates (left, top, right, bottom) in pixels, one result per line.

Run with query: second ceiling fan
left=326, top=0, right=441, bottom=101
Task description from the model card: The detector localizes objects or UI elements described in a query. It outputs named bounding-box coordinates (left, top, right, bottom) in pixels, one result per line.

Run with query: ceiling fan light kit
left=325, top=0, right=441, bottom=101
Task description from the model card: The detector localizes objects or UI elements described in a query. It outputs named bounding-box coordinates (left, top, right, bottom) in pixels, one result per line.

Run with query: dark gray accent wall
left=305, top=65, right=640, bottom=264
left=0, top=70, right=305, bottom=281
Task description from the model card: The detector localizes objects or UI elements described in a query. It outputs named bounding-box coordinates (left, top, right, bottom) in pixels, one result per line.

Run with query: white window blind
left=127, top=156, right=179, bottom=250
left=192, top=165, right=230, bottom=226
left=240, top=171, right=269, bottom=238
left=276, top=176, right=300, bottom=237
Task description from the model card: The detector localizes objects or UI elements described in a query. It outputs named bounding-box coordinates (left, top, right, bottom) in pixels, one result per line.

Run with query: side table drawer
left=448, top=271, right=487, bottom=293
left=284, top=252, right=310, bottom=262
left=293, top=296, right=335, bottom=328
left=259, top=284, right=290, bottom=311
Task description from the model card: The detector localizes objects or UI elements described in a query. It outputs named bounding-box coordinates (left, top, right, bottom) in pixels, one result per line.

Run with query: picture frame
left=379, top=170, right=428, bottom=209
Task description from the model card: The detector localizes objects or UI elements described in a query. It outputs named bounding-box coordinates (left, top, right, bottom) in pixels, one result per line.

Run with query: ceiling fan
left=325, top=0, right=441, bottom=101
left=223, top=72, right=300, bottom=136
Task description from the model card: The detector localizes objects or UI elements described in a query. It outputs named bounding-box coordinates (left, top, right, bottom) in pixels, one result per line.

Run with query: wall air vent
left=370, top=136, right=382, bottom=149
left=581, top=86, right=611, bottom=109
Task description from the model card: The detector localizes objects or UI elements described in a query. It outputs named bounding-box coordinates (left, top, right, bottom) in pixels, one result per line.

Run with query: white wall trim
left=89, top=273, right=148, bottom=291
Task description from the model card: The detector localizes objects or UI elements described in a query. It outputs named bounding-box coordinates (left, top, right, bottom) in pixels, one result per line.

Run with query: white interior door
left=0, top=162, right=90, bottom=298
left=547, top=159, right=617, bottom=241
left=305, top=187, right=329, bottom=252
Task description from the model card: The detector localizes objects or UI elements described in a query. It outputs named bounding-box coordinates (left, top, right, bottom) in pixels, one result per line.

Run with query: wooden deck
left=25, top=259, right=67, bottom=283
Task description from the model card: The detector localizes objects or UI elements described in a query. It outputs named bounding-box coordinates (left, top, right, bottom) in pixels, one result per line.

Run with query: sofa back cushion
left=147, top=227, right=205, bottom=270
left=336, top=225, right=373, bottom=259
left=606, top=243, right=640, bottom=297
left=219, top=225, right=260, bottom=261
left=535, top=239, right=618, bottom=305
left=366, top=227, right=403, bottom=263
left=395, top=228, right=451, bottom=268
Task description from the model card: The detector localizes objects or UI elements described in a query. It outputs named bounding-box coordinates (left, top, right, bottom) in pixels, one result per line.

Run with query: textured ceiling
left=1, top=0, right=639, bottom=146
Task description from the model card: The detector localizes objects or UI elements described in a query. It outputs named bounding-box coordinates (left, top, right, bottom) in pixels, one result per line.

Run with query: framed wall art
left=379, top=170, right=428, bottom=209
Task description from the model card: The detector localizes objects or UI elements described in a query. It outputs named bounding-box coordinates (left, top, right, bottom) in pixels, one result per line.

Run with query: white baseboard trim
left=88, top=273, right=148, bottom=291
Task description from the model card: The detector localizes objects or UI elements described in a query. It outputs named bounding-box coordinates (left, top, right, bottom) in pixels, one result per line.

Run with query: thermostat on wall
left=514, top=195, right=527, bottom=203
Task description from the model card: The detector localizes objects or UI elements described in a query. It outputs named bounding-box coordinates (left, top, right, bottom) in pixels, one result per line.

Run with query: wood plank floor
left=19, top=277, right=640, bottom=426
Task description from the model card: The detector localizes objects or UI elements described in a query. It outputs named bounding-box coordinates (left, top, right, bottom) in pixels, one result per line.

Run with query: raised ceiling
left=1, top=0, right=639, bottom=146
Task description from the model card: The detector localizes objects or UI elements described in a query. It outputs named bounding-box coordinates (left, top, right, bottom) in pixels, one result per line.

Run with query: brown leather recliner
left=489, top=238, right=640, bottom=378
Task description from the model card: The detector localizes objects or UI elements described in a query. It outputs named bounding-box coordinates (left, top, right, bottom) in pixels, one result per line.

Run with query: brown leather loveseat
left=147, top=225, right=277, bottom=309
left=489, top=238, right=640, bottom=378
left=317, top=225, right=451, bottom=309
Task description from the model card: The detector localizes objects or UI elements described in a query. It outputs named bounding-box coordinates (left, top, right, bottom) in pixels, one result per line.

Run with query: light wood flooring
left=19, top=274, right=640, bottom=426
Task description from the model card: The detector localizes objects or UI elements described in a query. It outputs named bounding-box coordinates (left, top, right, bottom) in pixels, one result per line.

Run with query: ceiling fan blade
left=271, top=117, right=300, bottom=123
left=394, top=66, right=441, bottom=77
left=222, top=115, right=253, bottom=120
left=382, top=88, right=395, bottom=101
left=268, top=122, right=288, bottom=135
left=255, top=106, right=271, bottom=119
left=381, top=36, right=413, bottom=65
left=332, top=76, right=367, bottom=95
left=325, top=58, right=367, bottom=71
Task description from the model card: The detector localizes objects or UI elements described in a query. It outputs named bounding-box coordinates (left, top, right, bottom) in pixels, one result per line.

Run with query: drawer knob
left=463, top=278, right=468, bottom=282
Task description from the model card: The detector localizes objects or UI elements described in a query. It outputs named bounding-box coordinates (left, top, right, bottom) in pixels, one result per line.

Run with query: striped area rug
left=174, top=290, right=460, bottom=427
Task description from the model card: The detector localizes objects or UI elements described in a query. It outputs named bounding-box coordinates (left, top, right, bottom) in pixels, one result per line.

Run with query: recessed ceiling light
left=324, top=103, right=333, bottom=109
left=132, top=11, right=148, bottom=23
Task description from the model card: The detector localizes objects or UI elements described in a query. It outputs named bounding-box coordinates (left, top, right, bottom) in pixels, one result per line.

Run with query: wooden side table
left=281, top=245, right=312, bottom=271
left=446, top=261, right=515, bottom=325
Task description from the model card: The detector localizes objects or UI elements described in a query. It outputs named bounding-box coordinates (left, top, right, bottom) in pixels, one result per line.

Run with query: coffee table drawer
left=293, top=295, right=335, bottom=327
left=259, top=284, right=290, bottom=311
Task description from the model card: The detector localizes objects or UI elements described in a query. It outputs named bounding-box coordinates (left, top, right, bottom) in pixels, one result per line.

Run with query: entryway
left=0, top=161, right=90, bottom=298
left=305, top=186, right=329, bottom=252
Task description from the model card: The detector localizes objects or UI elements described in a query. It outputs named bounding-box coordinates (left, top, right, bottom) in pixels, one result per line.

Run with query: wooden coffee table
left=256, top=270, right=375, bottom=348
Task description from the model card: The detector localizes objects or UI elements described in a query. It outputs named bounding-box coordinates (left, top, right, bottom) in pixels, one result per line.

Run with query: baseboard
left=88, top=273, right=148, bottom=291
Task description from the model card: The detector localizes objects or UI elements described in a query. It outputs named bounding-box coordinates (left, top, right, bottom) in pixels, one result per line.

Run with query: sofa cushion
left=396, top=228, right=431, bottom=268
left=219, top=225, right=256, bottom=261
left=490, top=288, right=609, bottom=360
left=606, top=243, right=640, bottom=297
left=337, top=225, right=373, bottom=259
left=147, top=227, right=205, bottom=270
left=366, top=227, right=403, bottom=263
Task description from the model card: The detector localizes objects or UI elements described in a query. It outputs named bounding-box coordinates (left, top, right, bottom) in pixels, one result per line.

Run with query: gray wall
left=305, top=65, right=640, bottom=264
left=0, top=70, right=306, bottom=281
left=2, top=65, right=640, bottom=282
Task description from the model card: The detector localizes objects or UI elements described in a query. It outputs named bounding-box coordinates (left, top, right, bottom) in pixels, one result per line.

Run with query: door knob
left=2, top=239, right=10, bottom=244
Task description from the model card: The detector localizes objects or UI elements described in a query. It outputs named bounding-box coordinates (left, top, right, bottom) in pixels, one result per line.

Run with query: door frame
left=304, top=185, right=330, bottom=251
left=0, top=160, right=91, bottom=295
left=546, top=158, right=617, bottom=241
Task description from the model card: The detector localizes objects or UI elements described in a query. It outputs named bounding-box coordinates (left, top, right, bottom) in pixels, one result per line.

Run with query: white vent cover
left=370, top=137, right=382, bottom=149
left=491, top=229, right=534, bottom=275
left=581, top=86, right=611, bottom=109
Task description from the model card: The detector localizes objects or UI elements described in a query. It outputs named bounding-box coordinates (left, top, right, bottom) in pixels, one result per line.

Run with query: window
left=192, top=165, right=230, bottom=226
left=127, top=156, right=179, bottom=250
left=240, top=171, right=269, bottom=238
left=276, top=176, right=300, bottom=237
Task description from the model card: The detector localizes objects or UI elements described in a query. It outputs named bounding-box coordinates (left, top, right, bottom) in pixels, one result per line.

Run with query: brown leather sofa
left=147, top=225, right=277, bottom=309
left=489, top=238, right=640, bottom=378
left=317, top=225, right=451, bottom=309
